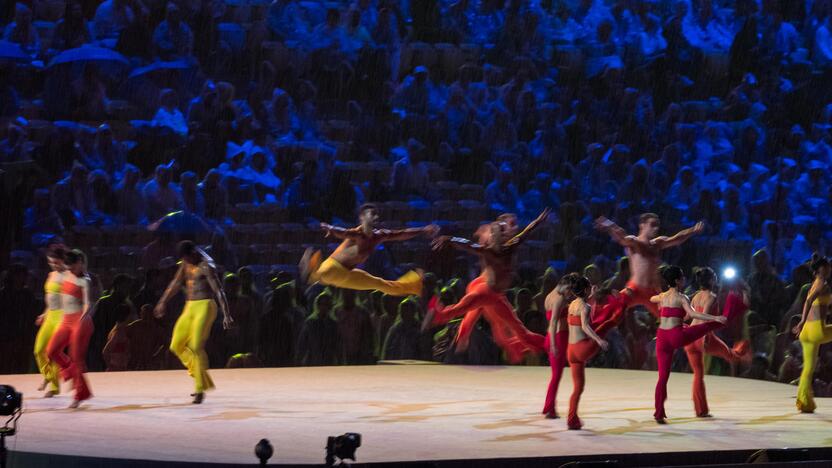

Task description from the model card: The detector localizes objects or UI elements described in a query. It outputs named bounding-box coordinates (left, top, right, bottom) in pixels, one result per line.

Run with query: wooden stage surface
left=2, top=365, right=829, bottom=466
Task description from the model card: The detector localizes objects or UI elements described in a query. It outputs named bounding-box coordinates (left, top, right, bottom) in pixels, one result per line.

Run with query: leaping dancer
left=423, top=209, right=550, bottom=363
left=594, top=214, right=705, bottom=323
left=301, top=204, right=439, bottom=296
left=155, top=241, right=233, bottom=404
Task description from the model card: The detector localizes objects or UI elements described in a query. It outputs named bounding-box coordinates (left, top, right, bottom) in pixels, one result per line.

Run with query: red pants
left=543, top=329, right=568, bottom=415
left=432, top=277, right=544, bottom=363
left=684, top=333, right=738, bottom=417
left=47, top=313, right=93, bottom=402
left=623, top=281, right=660, bottom=318
left=566, top=314, right=620, bottom=428
left=654, top=322, right=723, bottom=419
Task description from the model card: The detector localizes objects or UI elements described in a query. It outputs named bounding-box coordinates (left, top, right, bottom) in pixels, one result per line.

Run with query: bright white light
left=722, top=267, right=737, bottom=280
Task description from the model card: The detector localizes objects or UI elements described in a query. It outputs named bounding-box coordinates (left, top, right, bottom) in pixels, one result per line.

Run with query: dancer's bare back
left=322, top=223, right=438, bottom=269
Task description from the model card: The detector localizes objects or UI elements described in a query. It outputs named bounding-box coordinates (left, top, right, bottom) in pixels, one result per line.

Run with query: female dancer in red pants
left=683, top=267, right=749, bottom=417
left=652, top=265, right=727, bottom=424
left=47, top=250, right=94, bottom=408
left=542, top=273, right=579, bottom=419
left=566, top=277, right=627, bottom=430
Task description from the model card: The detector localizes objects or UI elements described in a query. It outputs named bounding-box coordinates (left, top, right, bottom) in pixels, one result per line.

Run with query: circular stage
left=1, top=365, right=826, bottom=466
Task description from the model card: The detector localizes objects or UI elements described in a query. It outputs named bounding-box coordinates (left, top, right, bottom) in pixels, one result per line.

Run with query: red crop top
left=567, top=314, right=582, bottom=326
left=660, top=307, right=686, bottom=319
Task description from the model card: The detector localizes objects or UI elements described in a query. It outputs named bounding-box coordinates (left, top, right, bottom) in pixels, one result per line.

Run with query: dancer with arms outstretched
left=594, top=213, right=704, bottom=322
left=301, top=204, right=439, bottom=296
left=424, top=209, right=550, bottom=362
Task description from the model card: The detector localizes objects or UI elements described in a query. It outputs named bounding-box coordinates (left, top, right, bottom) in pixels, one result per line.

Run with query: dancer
left=155, top=241, right=232, bottom=404
left=442, top=213, right=520, bottom=351
left=683, top=267, right=749, bottom=417
left=424, top=209, right=550, bottom=363
left=566, top=278, right=625, bottom=430
left=46, top=250, right=94, bottom=408
left=793, top=255, right=832, bottom=413
left=300, top=203, right=439, bottom=296
left=594, top=214, right=704, bottom=321
left=542, top=273, right=578, bottom=419
left=652, top=266, right=727, bottom=424
left=34, top=246, right=66, bottom=398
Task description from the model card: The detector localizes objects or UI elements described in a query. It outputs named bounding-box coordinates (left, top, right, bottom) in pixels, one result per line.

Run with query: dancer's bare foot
left=299, top=248, right=315, bottom=285
left=544, top=411, right=559, bottom=419
left=38, top=379, right=48, bottom=391
left=655, top=417, right=667, bottom=425
left=44, top=390, right=57, bottom=398
left=68, top=400, right=81, bottom=409
left=697, top=413, right=712, bottom=418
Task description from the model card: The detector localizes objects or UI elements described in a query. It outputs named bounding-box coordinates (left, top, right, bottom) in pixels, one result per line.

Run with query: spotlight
left=722, top=267, right=737, bottom=280
left=0, top=386, right=20, bottom=417
left=254, top=439, right=273, bottom=466
left=325, top=433, right=361, bottom=466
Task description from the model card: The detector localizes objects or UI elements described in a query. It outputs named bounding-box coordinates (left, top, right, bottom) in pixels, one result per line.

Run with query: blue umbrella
left=149, top=211, right=214, bottom=235
left=128, top=59, right=193, bottom=79
left=0, top=40, right=29, bottom=61
left=47, top=45, right=129, bottom=68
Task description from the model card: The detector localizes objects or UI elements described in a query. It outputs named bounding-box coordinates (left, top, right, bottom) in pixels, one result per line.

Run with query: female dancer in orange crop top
left=46, top=249, right=94, bottom=408
left=651, top=266, right=726, bottom=424
left=565, top=276, right=623, bottom=430
left=683, top=267, right=749, bottom=417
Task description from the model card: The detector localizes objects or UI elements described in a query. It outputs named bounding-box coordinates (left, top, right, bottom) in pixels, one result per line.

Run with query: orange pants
left=432, top=276, right=544, bottom=363
left=684, top=333, right=739, bottom=417
left=47, top=313, right=93, bottom=402
left=566, top=313, right=620, bottom=429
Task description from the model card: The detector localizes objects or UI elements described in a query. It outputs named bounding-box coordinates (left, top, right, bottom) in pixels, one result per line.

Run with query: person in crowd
left=296, top=290, right=340, bottom=366
left=382, top=297, right=430, bottom=360
left=3, top=3, right=39, bottom=55
left=102, top=304, right=132, bottom=371
left=53, top=0, right=91, bottom=50
left=258, top=282, right=297, bottom=367
left=126, top=304, right=166, bottom=370
left=93, top=0, right=135, bottom=42
left=89, top=274, right=134, bottom=371
left=152, top=89, right=188, bottom=137
left=335, top=288, right=375, bottom=365
left=153, top=3, right=193, bottom=59
left=143, top=164, right=183, bottom=222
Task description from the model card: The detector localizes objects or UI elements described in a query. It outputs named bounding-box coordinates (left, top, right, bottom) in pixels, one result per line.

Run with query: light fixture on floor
left=255, top=438, right=273, bottom=466
left=325, top=432, right=361, bottom=466
left=0, top=385, right=22, bottom=468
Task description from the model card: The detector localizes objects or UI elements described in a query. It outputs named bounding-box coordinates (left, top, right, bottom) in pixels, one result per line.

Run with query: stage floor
left=1, top=365, right=828, bottom=465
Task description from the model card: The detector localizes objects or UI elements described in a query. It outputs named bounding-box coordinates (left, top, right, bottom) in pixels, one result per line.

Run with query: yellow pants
left=797, top=319, right=832, bottom=412
left=170, top=299, right=217, bottom=393
left=312, top=255, right=422, bottom=297
left=34, top=309, right=63, bottom=393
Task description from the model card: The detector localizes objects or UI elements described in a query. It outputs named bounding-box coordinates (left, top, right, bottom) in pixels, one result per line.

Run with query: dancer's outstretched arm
left=594, top=216, right=638, bottom=248
left=432, top=235, right=485, bottom=256
left=505, top=208, right=550, bottom=247
left=683, top=297, right=725, bottom=323
left=321, top=223, right=362, bottom=240
left=379, top=224, right=439, bottom=242
left=651, top=221, right=705, bottom=249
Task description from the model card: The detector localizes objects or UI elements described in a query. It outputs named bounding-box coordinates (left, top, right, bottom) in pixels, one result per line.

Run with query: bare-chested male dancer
left=301, top=204, right=439, bottom=296
left=594, top=213, right=704, bottom=323
left=155, top=241, right=232, bottom=404
left=424, top=209, right=550, bottom=362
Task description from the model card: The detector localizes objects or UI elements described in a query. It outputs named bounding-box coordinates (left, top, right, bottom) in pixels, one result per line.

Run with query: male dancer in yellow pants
left=34, top=247, right=66, bottom=397
left=155, top=241, right=232, bottom=404
left=301, top=204, right=439, bottom=296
